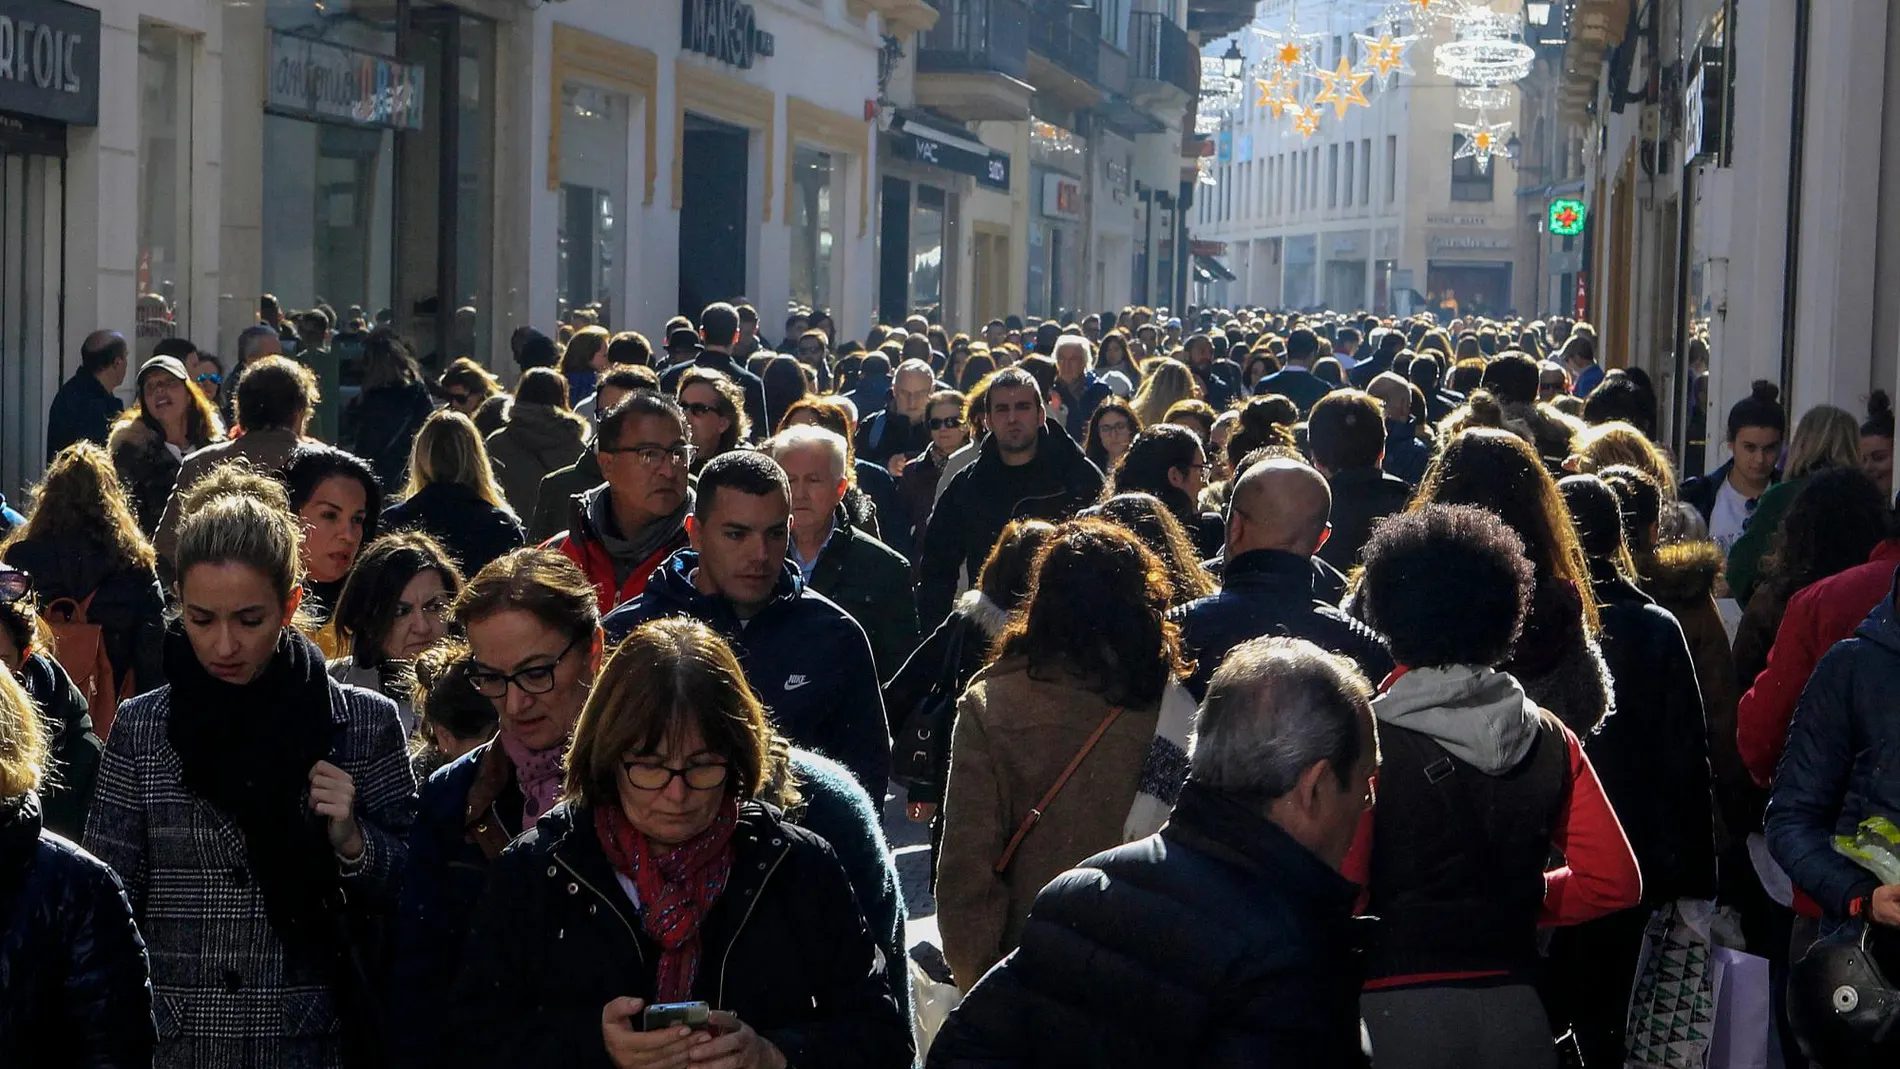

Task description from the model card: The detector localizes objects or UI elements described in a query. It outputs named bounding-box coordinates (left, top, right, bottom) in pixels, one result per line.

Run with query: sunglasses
left=446, top=391, right=472, bottom=405
left=0, top=570, right=29, bottom=604
left=195, top=373, right=222, bottom=387
left=927, top=417, right=963, bottom=430
left=681, top=401, right=724, bottom=418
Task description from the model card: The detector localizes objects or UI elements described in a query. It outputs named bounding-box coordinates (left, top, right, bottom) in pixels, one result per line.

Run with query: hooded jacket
left=544, top=483, right=690, bottom=615
left=1351, top=666, right=1641, bottom=984
left=1640, top=541, right=1750, bottom=838
left=918, top=420, right=1104, bottom=627
left=2, top=537, right=166, bottom=703
left=1172, top=549, right=1392, bottom=699
left=484, top=403, right=588, bottom=520
left=381, top=480, right=527, bottom=579
left=603, top=552, right=891, bottom=802
left=1766, top=572, right=1900, bottom=920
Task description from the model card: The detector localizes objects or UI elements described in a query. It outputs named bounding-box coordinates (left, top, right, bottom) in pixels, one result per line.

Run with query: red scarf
left=594, top=799, right=740, bottom=1002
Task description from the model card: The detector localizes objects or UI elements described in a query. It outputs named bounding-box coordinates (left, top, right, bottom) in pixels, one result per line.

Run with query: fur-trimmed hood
left=106, top=414, right=163, bottom=454
left=1640, top=540, right=1724, bottom=605
left=956, top=588, right=1010, bottom=638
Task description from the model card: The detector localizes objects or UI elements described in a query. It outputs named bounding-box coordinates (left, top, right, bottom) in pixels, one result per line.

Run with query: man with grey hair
left=767, top=424, right=918, bottom=676
left=857, top=357, right=937, bottom=469
left=220, top=323, right=286, bottom=430
left=1050, top=334, right=1114, bottom=440
left=930, top=635, right=1379, bottom=1069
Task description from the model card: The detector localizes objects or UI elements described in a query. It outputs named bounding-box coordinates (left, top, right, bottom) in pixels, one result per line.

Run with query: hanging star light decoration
left=1454, top=113, right=1515, bottom=173
left=1290, top=103, right=1322, bottom=139
left=1259, top=15, right=1323, bottom=81
left=1309, top=56, right=1373, bottom=121
left=1353, top=26, right=1420, bottom=91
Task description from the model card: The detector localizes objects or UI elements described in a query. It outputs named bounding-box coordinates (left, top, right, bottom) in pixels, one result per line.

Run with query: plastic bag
left=1830, top=815, right=1900, bottom=885
left=910, top=958, right=962, bottom=1063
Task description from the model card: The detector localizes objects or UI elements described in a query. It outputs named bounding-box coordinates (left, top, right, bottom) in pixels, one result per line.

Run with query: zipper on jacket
left=553, top=849, right=646, bottom=965
left=715, top=840, right=791, bottom=1007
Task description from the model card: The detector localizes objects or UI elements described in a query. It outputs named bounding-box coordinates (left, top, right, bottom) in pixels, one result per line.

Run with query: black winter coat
left=928, top=782, right=1370, bottom=1069
left=1318, top=467, right=1412, bottom=572
left=46, top=371, right=123, bottom=456
left=882, top=590, right=1010, bottom=805
left=0, top=792, right=156, bottom=1069
left=1173, top=549, right=1393, bottom=699
left=809, top=514, right=919, bottom=681
left=346, top=381, right=434, bottom=494
left=381, top=481, right=527, bottom=579
left=918, top=421, right=1104, bottom=627
left=19, top=652, right=102, bottom=841
left=446, top=800, right=912, bottom=1069
left=3, top=536, right=166, bottom=699
left=1583, top=563, right=1718, bottom=902
left=107, top=417, right=194, bottom=538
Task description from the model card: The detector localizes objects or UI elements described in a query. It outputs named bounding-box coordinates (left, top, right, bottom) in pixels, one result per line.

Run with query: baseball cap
left=137, top=354, right=190, bottom=386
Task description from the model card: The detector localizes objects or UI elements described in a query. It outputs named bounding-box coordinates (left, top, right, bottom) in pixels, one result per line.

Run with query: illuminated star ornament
left=1261, top=17, right=1323, bottom=80
left=1354, top=27, right=1419, bottom=90
left=1291, top=104, right=1321, bottom=139
left=1309, top=57, right=1372, bottom=121
left=1454, top=114, right=1515, bottom=173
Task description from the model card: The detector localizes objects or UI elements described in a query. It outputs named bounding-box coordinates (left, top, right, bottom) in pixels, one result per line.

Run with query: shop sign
left=1425, top=213, right=1489, bottom=227
left=1429, top=233, right=1513, bottom=252
left=1041, top=172, right=1081, bottom=221
left=1189, top=240, right=1226, bottom=257
left=0, top=0, right=98, bottom=126
left=894, top=118, right=1010, bottom=191
left=268, top=33, right=424, bottom=130
left=1548, top=197, right=1587, bottom=236
left=682, top=0, right=774, bottom=69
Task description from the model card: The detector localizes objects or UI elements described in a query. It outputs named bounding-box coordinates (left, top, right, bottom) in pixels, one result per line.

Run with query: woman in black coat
left=381, top=409, right=527, bottom=578
left=0, top=662, right=155, bottom=1069
left=448, top=617, right=910, bottom=1069
left=344, top=330, right=436, bottom=494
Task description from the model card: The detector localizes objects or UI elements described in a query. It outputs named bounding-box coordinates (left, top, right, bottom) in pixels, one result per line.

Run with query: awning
left=1194, top=253, right=1237, bottom=282
left=889, top=110, right=1012, bottom=191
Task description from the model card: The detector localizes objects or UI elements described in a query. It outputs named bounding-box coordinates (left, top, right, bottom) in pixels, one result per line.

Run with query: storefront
left=877, top=109, right=1011, bottom=326
left=0, top=0, right=96, bottom=498
left=1426, top=230, right=1517, bottom=318
left=1026, top=118, right=1085, bottom=321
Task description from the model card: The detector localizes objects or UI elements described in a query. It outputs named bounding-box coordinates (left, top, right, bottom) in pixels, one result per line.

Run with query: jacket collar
left=464, top=740, right=520, bottom=859
left=1328, top=466, right=1401, bottom=489
left=975, top=418, right=1090, bottom=474
left=1587, top=557, right=1655, bottom=608
left=651, top=549, right=805, bottom=624
left=1222, top=548, right=1318, bottom=589
left=1163, top=782, right=1358, bottom=915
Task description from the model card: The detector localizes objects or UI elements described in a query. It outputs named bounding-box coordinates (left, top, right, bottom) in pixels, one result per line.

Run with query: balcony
left=1025, top=2, right=1105, bottom=111
left=1186, top=0, right=1252, bottom=39
left=1130, top=11, right=1197, bottom=110
left=915, top=0, right=1036, bottom=122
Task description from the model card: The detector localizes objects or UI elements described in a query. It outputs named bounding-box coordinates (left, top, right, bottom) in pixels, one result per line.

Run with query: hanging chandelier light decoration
left=1433, top=6, right=1534, bottom=87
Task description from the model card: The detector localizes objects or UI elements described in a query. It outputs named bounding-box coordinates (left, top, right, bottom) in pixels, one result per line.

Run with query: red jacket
left=541, top=519, right=687, bottom=616
left=1737, top=539, right=1900, bottom=786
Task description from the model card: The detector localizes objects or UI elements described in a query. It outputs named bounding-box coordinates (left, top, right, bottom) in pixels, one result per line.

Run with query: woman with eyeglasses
left=83, top=465, right=416, bottom=1068
left=109, top=353, right=225, bottom=537
left=390, top=547, right=602, bottom=1067
left=678, top=366, right=751, bottom=474
left=899, top=388, right=971, bottom=550
left=1083, top=398, right=1141, bottom=475
left=446, top=615, right=912, bottom=1069
left=325, top=531, right=463, bottom=738
left=0, top=568, right=102, bottom=840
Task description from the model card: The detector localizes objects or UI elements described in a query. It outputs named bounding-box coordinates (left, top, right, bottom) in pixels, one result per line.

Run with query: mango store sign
left=268, top=33, right=425, bottom=131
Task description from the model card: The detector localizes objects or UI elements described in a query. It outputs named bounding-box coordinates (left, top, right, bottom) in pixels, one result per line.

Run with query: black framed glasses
left=621, top=758, right=731, bottom=792
left=600, top=443, right=695, bottom=469
left=0, top=570, right=30, bottom=604
left=681, top=401, right=723, bottom=418
left=466, top=635, right=580, bottom=698
left=927, top=417, right=963, bottom=431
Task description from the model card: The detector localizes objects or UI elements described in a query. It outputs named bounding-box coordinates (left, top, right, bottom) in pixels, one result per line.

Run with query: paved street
left=883, top=784, right=942, bottom=956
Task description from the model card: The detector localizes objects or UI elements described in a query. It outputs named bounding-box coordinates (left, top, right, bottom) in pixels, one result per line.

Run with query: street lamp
left=1527, top=3, right=1552, bottom=26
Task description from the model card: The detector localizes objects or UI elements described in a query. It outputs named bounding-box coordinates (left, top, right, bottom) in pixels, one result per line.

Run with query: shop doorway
left=1425, top=262, right=1513, bottom=319
left=678, top=115, right=749, bottom=319
left=0, top=135, right=66, bottom=502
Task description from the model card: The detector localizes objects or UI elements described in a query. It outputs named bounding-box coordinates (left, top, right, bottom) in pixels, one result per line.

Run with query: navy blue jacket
left=1766, top=574, right=1900, bottom=920
left=1382, top=421, right=1433, bottom=487
left=1173, top=549, right=1393, bottom=698
left=605, top=551, right=891, bottom=802
left=928, top=782, right=1371, bottom=1069
left=1255, top=366, right=1334, bottom=416
left=1193, top=360, right=1246, bottom=412
left=854, top=459, right=913, bottom=559
left=45, top=371, right=123, bottom=456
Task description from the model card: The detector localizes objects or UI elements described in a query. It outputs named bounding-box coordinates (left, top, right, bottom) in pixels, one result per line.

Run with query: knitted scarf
left=498, top=730, right=567, bottom=827
left=1124, top=678, right=1199, bottom=841
left=594, top=798, right=739, bottom=1002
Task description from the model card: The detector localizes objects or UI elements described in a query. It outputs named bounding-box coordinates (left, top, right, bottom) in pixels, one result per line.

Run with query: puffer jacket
left=604, top=552, right=891, bottom=802
left=445, top=800, right=912, bottom=1069
left=3, top=536, right=166, bottom=701
left=18, top=652, right=102, bottom=841
left=381, top=480, right=526, bottom=579
left=0, top=791, right=156, bottom=1069
left=484, top=403, right=588, bottom=520
left=808, top=512, right=919, bottom=681
left=929, top=783, right=1370, bottom=1069
left=1766, top=572, right=1900, bottom=920
left=1176, top=549, right=1393, bottom=699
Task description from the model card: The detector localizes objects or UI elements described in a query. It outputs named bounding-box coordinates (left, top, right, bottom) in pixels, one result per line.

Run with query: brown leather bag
left=992, top=706, right=1125, bottom=875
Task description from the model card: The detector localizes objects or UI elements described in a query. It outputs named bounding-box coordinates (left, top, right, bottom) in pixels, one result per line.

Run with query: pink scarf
left=498, top=731, right=567, bottom=827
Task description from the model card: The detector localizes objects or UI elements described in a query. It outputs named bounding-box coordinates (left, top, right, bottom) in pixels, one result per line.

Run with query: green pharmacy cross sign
left=1549, top=198, right=1588, bottom=236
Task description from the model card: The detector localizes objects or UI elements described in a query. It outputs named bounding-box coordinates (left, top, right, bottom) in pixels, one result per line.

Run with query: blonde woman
left=0, top=659, right=156, bottom=1063
left=1568, top=421, right=1704, bottom=541
left=1131, top=357, right=1198, bottom=429
left=382, top=409, right=526, bottom=577
left=1727, top=404, right=1864, bottom=601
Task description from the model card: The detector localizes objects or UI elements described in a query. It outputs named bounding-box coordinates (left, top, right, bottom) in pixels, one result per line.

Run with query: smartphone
left=640, top=1001, right=710, bottom=1033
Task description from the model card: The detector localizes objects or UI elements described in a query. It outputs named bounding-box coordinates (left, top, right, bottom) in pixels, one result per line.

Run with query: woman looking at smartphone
left=448, top=616, right=911, bottom=1069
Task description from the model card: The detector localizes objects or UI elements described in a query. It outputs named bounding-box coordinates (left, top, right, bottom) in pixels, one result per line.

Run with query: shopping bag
left=1625, top=902, right=1722, bottom=1068
left=1708, top=946, right=1778, bottom=1069
left=910, top=958, right=962, bottom=1062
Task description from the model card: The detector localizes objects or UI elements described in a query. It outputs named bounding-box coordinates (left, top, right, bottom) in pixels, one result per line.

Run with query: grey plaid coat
left=83, top=677, right=417, bottom=1069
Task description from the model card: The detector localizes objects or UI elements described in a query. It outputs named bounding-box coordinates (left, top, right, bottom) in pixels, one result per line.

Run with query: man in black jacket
left=659, top=302, right=769, bottom=441
left=602, top=451, right=891, bottom=801
left=916, top=369, right=1104, bottom=627
left=1255, top=327, right=1333, bottom=416
left=928, top=636, right=1378, bottom=1069
left=1309, top=389, right=1412, bottom=571
left=46, top=331, right=128, bottom=455
left=1175, top=458, right=1392, bottom=698
left=1348, top=326, right=1405, bottom=390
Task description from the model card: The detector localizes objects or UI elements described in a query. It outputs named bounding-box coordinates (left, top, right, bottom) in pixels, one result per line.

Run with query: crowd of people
left=4, top=294, right=1899, bottom=1068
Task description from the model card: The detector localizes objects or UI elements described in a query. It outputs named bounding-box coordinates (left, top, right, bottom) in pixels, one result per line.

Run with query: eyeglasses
left=622, top=758, right=731, bottom=792
left=927, top=417, right=963, bottom=430
left=0, top=570, right=30, bottom=604
left=466, top=635, right=581, bottom=698
left=601, top=443, right=695, bottom=469
left=797, top=344, right=824, bottom=356
left=681, top=401, right=724, bottom=418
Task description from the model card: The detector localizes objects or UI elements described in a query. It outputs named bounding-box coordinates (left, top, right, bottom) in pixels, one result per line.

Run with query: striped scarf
left=594, top=798, right=739, bottom=1001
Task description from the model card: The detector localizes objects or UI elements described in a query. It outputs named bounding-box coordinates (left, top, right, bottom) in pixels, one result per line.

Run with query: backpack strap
left=994, top=705, right=1124, bottom=875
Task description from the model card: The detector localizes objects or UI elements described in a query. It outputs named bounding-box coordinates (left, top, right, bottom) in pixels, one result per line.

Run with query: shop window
left=1451, top=136, right=1494, bottom=201
left=556, top=85, right=630, bottom=328
left=789, top=146, right=834, bottom=314
left=911, top=184, right=945, bottom=321
left=137, top=24, right=193, bottom=363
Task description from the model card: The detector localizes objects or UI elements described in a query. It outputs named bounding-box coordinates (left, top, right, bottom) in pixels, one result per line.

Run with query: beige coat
left=154, top=427, right=307, bottom=564
left=935, top=656, right=1160, bottom=990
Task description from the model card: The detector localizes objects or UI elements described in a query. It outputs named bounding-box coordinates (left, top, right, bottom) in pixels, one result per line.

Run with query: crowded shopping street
left=5, top=0, right=1900, bottom=1067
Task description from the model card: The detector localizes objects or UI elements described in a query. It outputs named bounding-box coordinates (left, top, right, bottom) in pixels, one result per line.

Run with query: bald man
left=47, top=330, right=129, bottom=455
left=1169, top=458, right=1393, bottom=698
left=1368, top=371, right=1433, bottom=486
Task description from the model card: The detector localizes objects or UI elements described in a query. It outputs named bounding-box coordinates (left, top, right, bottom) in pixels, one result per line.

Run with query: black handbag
left=891, top=618, right=969, bottom=792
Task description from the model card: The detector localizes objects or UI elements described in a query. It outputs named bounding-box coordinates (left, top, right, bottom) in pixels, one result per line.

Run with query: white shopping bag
left=1708, top=945, right=1781, bottom=1069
